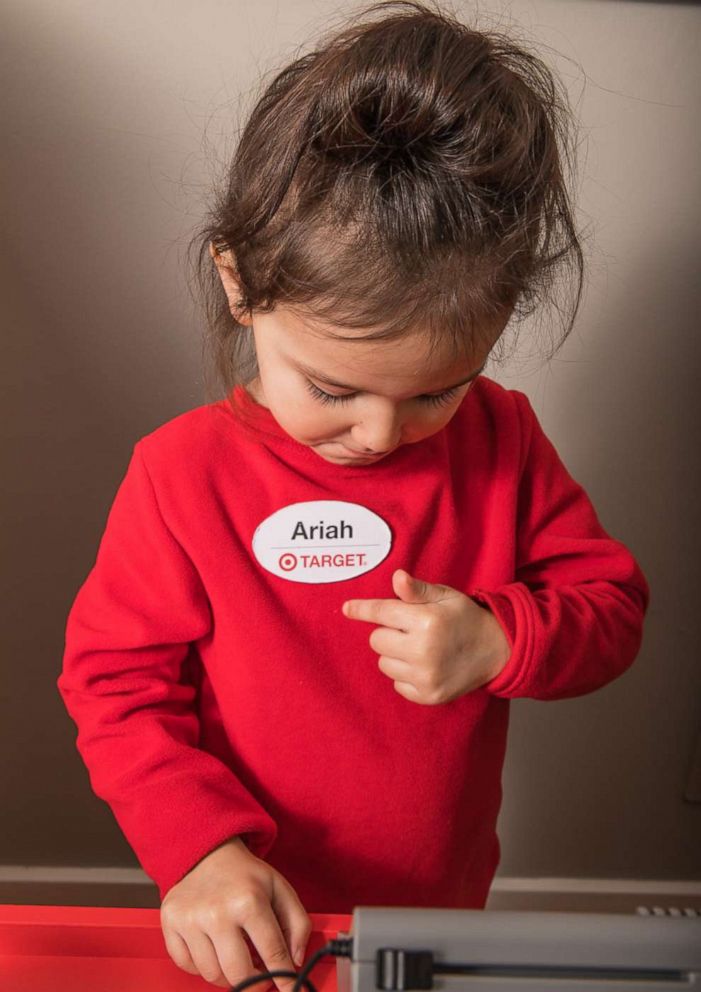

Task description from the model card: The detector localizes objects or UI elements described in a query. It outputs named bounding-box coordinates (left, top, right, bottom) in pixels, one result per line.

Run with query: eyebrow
left=297, top=361, right=487, bottom=395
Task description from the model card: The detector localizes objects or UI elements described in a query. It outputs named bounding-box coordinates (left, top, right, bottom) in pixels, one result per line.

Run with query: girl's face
left=212, top=247, right=509, bottom=466
left=243, top=307, right=505, bottom=465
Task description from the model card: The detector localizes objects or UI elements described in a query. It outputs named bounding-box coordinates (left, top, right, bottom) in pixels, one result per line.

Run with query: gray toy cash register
left=334, top=907, right=701, bottom=992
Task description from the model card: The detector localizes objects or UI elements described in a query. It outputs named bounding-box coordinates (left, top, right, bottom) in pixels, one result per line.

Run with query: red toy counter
left=0, top=904, right=351, bottom=992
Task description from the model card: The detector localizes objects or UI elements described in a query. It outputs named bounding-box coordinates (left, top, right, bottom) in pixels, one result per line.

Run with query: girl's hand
left=342, top=569, right=510, bottom=705
left=160, top=836, right=312, bottom=990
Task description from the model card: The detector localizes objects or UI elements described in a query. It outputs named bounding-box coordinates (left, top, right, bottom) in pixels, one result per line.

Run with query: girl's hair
left=188, top=0, right=584, bottom=399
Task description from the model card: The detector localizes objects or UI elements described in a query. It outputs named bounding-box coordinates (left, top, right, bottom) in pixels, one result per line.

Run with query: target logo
left=278, top=552, right=298, bottom=571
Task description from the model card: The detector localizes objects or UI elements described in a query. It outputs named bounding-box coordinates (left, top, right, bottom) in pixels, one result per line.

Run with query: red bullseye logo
left=279, top=552, right=298, bottom=571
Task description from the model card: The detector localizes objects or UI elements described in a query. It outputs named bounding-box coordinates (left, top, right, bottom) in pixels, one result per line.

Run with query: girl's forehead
left=269, top=307, right=475, bottom=384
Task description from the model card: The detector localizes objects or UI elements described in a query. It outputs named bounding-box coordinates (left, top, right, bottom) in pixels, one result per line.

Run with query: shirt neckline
left=220, top=383, right=424, bottom=477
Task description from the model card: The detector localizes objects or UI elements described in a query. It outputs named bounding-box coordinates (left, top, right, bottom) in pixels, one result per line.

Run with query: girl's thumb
left=393, top=569, right=452, bottom=604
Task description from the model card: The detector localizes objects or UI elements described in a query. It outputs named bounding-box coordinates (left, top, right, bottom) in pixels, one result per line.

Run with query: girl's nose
left=350, top=406, right=403, bottom=454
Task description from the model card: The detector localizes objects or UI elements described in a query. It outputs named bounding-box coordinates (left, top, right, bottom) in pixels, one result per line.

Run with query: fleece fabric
left=58, top=376, right=649, bottom=910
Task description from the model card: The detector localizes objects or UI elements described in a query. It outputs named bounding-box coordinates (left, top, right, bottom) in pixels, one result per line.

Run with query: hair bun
left=308, top=17, right=493, bottom=169
left=311, top=70, right=453, bottom=166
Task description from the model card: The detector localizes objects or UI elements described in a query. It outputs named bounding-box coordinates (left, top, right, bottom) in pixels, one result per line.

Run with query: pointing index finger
left=342, top=598, right=411, bottom=632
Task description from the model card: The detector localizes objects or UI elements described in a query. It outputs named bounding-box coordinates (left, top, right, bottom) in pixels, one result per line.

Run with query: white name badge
left=252, top=500, right=392, bottom=584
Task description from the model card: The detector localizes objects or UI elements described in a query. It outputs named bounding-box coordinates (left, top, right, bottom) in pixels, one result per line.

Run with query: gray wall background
left=2, top=0, right=699, bottom=885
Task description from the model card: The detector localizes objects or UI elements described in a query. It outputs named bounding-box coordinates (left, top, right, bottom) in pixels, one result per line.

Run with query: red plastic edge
left=0, top=905, right=352, bottom=959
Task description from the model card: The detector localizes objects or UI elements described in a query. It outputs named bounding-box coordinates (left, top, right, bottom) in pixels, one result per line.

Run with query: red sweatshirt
left=58, top=377, right=649, bottom=911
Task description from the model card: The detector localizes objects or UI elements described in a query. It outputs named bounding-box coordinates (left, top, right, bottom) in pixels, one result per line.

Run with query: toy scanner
left=334, top=907, right=701, bottom=992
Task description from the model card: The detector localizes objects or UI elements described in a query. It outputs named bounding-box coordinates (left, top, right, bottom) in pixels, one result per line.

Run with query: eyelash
left=305, top=380, right=462, bottom=408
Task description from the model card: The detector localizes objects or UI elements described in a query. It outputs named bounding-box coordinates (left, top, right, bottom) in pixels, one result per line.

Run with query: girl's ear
left=209, top=241, right=252, bottom=325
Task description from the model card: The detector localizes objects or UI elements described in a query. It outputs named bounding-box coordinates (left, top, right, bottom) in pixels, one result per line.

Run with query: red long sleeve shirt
left=58, top=377, right=649, bottom=910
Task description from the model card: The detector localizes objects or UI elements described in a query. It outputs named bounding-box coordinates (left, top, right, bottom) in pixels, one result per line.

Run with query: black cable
left=229, top=937, right=354, bottom=992
left=292, top=937, right=354, bottom=992
left=230, top=969, right=317, bottom=992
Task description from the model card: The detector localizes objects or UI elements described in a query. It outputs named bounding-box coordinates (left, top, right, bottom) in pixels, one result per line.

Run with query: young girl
left=58, top=2, right=649, bottom=990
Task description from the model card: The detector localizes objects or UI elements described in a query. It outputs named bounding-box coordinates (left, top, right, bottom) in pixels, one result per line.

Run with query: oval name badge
left=252, top=500, right=392, bottom=584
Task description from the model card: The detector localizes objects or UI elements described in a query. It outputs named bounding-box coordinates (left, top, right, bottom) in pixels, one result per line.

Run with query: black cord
left=293, top=938, right=354, bottom=992
left=229, top=937, right=354, bottom=992
left=230, top=969, right=317, bottom=992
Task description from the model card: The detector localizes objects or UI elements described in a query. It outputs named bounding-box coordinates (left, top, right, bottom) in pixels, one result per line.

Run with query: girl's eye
left=305, top=379, right=462, bottom=408
left=305, top=381, right=355, bottom=406
left=420, top=387, right=461, bottom=407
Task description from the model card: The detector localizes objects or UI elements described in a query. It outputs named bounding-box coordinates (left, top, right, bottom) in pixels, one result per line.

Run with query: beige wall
left=2, top=0, right=699, bottom=888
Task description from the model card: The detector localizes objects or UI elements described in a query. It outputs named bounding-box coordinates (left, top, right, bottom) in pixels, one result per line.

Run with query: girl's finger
left=344, top=597, right=415, bottom=631
left=240, top=902, right=299, bottom=992
left=206, top=924, right=264, bottom=989
left=270, top=873, right=313, bottom=969
left=368, top=625, right=414, bottom=660
left=161, top=926, right=199, bottom=975
left=377, top=654, right=415, bottom=684
left=187, top=928, right=243, bottom=987
left=391, top=679, right=422, bottom=703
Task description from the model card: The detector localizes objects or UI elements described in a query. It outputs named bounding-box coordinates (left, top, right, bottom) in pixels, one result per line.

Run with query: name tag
left=252, top=500, right=392, bottom=584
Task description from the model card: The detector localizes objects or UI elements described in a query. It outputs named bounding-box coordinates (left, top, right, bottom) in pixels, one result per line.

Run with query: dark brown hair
left=187, top=0, right=584, bottom=400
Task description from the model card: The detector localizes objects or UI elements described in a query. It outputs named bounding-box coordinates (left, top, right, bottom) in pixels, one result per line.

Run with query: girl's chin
left=313, top=442, right=386, bottom=463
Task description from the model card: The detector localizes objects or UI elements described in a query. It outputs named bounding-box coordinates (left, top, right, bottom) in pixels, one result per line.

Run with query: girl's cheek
left=407, top=409, right=455, bottom=444
left=293, top=400, right=346, bottom=440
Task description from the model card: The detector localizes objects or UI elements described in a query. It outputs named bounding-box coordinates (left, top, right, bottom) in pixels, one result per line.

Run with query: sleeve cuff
left=471, top=583, right=532, bottom=697
left=152, top=810, right=278, bottom=901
